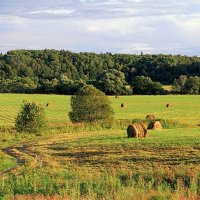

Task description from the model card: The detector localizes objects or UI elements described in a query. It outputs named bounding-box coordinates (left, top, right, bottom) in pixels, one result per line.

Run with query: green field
left=0, top=94, right=200, bottom=199
left=0, top=94, right=199, bottom=126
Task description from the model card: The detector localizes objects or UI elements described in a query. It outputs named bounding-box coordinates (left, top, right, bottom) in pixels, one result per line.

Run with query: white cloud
left=28, top=9, right=75, bottom=15
left=0, top=14, right=24, bottom=23
left=0, top=0, right=200, bottom=55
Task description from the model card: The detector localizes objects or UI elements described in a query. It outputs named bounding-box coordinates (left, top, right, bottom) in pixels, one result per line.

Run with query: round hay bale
left=121, top=103, right=127, bottom=108
left=127, top=124, right=137, bottom=138
left=46, top=103, right=51, bottom=107
left=115, top=95, right=119, bottom=98
left=148, top=121, right=162, bottom=130
left=146, top=114, right=156, bottom=120
left=140, top=123, right=148, bottom=137
left=136, top=123, right=148, bottom=137
left=166, top=103, right=172, bottom=108
left=127, top=123, right=148, bottom=138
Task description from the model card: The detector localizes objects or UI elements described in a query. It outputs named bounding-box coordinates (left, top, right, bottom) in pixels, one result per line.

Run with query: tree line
left=0, top=49, right=200, bottom=95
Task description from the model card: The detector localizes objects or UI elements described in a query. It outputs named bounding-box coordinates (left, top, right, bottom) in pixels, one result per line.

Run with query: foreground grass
left=0, top=151, right=16, bottom=172
left=0, top=126, right=199, bottom=199
left=1, top=166, right=199, bottom=200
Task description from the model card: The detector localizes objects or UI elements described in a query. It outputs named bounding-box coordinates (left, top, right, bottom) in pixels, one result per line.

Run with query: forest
left=0, top=49, right=200, bottom=95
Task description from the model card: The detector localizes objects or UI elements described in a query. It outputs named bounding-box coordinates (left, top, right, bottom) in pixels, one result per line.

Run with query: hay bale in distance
left=166, top=103, right=172, bottom=108
left=121, top=103, right=127, bottom=108
left=148, top=121, right=162, bottom=130
left=115, top=96, right=119, bottom=98
left=46, top=103, right=51, bottom=107
left=127, top=123, right=148, bottom=138
left=146, top=114, right=156, bottom=120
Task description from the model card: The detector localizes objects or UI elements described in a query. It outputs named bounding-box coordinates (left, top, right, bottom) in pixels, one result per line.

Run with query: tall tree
left=69, top=85, right=114, bottom=123
left=96, top=69, right=131, bottom=95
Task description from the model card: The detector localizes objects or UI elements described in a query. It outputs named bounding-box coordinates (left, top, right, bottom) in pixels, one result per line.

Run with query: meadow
left=0, top=94, right=200, bottom=200
left=0, top=94, right=199, bottom=126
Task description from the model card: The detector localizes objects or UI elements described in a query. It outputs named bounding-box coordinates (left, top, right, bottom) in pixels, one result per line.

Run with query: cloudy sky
left=0, top=0, right=200, bottom=55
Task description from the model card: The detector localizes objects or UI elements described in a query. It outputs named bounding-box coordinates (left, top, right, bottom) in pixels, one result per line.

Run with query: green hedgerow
left=15, top=102, right=47, bottom=133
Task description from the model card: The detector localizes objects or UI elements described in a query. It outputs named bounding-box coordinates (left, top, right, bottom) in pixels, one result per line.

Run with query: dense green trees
left=0, top=77, right=37, bottom=93
left=172, top=76, right=200, bottom=94
left=96, top=69, right=131, bottom=95
left=69, top=85, right=114, bottom=123
left=132, top=76, right=166, bottom=95
left=0, top=49, right=199, bottom=95
left=172, top=75, right=188, bottom=93
left=183, top=76, right=200, bottom=94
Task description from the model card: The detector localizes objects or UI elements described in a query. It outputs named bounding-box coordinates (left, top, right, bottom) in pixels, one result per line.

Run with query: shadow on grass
left=51, top=151, right=111, bottom=158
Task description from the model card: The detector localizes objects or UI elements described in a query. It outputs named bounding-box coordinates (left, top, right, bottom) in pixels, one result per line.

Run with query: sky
left=0, top=0, right=200, bottom=55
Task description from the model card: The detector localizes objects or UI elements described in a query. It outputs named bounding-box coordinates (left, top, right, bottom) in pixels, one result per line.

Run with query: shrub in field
left=15, top=102, right=47, bottom=133
left=69, top=85, right=114, bottom=123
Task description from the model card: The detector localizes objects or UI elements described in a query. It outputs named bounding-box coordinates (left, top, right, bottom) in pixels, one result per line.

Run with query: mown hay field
left=0, top=94, right=199, bottom=126
left=0, top=127, right=200, bottom=199
left=0, top=93, right=200, bottom=199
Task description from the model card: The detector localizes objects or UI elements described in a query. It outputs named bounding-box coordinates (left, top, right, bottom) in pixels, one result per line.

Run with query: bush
left=15, top=102, right=47, bottom=133
left=69, top=85, right=114, bottom=123
left=132, top=76, right=166, bottom=95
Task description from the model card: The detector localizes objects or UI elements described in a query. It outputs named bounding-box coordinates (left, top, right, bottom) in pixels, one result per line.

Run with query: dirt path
left=0, top=147, right=37, bottom=178
left=0, top=132, right=92, bottom=178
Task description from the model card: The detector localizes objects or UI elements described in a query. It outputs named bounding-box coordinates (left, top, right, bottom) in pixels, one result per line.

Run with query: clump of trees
left=132, top=76, right=166, bottom=95
left=0, top=50, right=199, bottom=95
left=0, top=77, right=37, bottom=93
left=15, top=102, right=47, bottom=133
left=96, top=69, right=131, bottom=95
left=69, top=85, right=114, bottom=123
left=172, top=75, right=200, bottom=94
